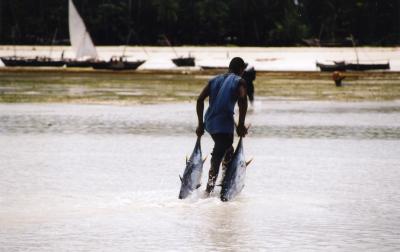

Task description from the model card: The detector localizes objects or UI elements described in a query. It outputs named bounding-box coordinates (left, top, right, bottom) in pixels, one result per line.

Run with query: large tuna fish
left=178, top=137, right=206, bottom=199
left=220, top=137, right=252, bottom=202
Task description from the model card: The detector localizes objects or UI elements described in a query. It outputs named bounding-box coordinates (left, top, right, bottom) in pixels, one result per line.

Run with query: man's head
left=229, top=57, right=246, bottom=76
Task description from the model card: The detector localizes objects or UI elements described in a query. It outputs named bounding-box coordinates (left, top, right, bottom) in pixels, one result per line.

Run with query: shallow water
left=1, top=101, right=400, bottom=251
left=1, top=71, right=400, bottom=102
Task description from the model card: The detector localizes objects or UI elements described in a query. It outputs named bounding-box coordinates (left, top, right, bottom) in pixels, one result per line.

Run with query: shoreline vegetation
left=1, top=70, right=399, bottom=103
left=1, top=1, right=398, bottom=46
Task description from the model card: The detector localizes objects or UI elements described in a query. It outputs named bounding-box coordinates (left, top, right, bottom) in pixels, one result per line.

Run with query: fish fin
left=216, top=184, right=222, bottom=187
left=179, top=175, right=183, bottom=182
left=202, top=155, right=208, bottom=163
left=246, top=158, right=253, bottom=167
left=196, top=184, right=201, bottom=189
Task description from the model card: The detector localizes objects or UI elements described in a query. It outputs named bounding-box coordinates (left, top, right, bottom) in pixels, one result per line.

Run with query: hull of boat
left=65, top=60, right=93, bottom=68
left=317, top=62, right=390, bottom=72
left=1, top=57, right=65, bottom=67
left=346, top=63, right=390, bottom=71
left=200, top=65, right=228, bottom=71
left=172, top=57, right=195, bottom=67
left=316, top=62, right=346, bottom=72
left=91, top=60, right=145, bottom=70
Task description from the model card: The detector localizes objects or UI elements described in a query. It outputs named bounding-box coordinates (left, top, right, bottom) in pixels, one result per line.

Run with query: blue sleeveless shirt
left=204, top=73, right=242, bottom=134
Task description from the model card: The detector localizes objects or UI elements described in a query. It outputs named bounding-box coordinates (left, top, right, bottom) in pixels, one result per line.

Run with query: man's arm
left=237, top=79, right=248, bottom=137
left=196, top=82, right=210, bottom=137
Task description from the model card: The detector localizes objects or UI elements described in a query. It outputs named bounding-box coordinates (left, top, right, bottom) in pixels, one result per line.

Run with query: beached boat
left=162, top=35, right=195, bottom=67
left=345, top=62, right=390, bottom=71
left=1, top=0, right=96, bottom=68
left=316, top=35, right=390, bottom=72
left=200, top=65, right=228, bottom=71
left=65, top=0, right=97, bottom=67
left=0, top=29, right=65, bottom=68
left=316, top=61, right=347, bottom=72
left=64, top=59, right=93, bottom=68
left=66, top=0, right=145, bottom=70
left=0, top=56, right=65, bottom=67
left=91, top=56, right=145, bottom=70
left=316, top=61, right=390, bottom=72
left=172, top=57, right=195, bottom=67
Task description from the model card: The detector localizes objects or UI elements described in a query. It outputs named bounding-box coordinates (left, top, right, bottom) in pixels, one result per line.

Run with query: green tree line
left=0, top=0, right=399, bottom=46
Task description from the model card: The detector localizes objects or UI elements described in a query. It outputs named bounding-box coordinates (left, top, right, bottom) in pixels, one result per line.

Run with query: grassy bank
left=0, top=69, right=399, bottom=103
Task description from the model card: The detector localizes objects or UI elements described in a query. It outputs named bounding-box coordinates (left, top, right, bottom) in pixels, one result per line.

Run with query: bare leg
left=220, top=146, right=234, bottom=182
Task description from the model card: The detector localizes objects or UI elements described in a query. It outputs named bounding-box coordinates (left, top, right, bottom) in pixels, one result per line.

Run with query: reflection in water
left=0, top=101, right=400, bottom=251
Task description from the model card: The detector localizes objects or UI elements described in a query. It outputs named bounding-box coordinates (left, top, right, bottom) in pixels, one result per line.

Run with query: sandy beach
left=1, top=45, right=399, bottom=71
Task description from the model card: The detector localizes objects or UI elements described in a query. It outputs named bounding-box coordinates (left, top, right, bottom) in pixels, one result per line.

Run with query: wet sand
left=1, top=71, right=400, bottom=103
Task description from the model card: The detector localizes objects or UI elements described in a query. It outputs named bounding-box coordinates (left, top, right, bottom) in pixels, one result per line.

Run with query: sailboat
left=64, top=0, right=98, bottom=67
left=0, top=29, right=65, bottom=67
left=0, top=56, right=65, bottom=67
left=316, top=35, right=390, bottom=72
left=163, top=35, right=195, bottom=67
left=316, top=61, right=390, bottom=72
left=172, top=56, right=195, bottom=67
left=1, top=0, right=94, bottom=68
left=90, top=29, right=145, bottom=71
left=66, top=0, right=145, bottom=70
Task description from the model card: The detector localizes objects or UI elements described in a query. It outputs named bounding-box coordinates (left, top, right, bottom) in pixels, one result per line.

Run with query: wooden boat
left=200, top=65, right=228, bottom=71
left=1, top=0, right=96, bottom=68
left=162, top=35, right=195, bottom=67
left=316, top=61, right=390, bottom=72
left=172, top=57, right=195, bottom=67
left=64, top=60, right=93, bottom=68
left=91, top=56, right=145, bottom=70
left=66, top=0, right=98, bottom=67
left=0, top=56, right=65, bottom=67
left=317, top=35, right=390, bottom=72
left=67, top=1, right=145, bottom=70
left=316, top=61, right=346, bottom=72
left=345, top=62, right=390, bottom=71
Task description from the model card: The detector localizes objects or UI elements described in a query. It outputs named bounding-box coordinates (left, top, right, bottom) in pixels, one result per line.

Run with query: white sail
left=68, top=0, right=97, bottom=59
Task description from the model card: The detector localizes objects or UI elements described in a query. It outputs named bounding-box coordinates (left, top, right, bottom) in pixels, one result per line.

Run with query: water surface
left=1, top=101, right=399, bottom=251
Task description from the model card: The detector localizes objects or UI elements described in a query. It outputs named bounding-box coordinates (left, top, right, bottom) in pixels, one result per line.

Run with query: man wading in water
left=196, top=57, right=248, bottom=196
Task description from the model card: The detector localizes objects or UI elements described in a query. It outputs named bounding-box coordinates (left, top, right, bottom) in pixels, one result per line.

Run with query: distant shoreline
left=1, top=46, right=399, bottom=71
left=0, top=66, right=399, bottom=76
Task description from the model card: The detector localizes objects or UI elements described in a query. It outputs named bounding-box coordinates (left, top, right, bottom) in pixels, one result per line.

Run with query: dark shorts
left=206, top=133, right=234, bottom=192
left=211, top=133, right=234, bottom=163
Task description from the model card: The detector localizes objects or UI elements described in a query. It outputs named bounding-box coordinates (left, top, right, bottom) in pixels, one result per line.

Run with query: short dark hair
left=229, top=57, right=245, bottom=74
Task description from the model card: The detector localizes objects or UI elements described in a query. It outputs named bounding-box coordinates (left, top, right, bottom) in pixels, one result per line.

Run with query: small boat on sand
left=316, top=35, right=390, bottom=72
left=172, top=57, right=195, bottom=67
left=65, top=0, right=97, bottom=68
left=0, top=56, right=65, bottom=67
left=316, top=61, right=390, bottom=72
left=91, top=56, right=145, bottom=70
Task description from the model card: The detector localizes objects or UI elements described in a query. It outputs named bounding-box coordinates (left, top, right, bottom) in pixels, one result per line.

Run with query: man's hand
left=196, top=123, right=205, bottom=137
left=236, top=124, right=248, bottom=137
